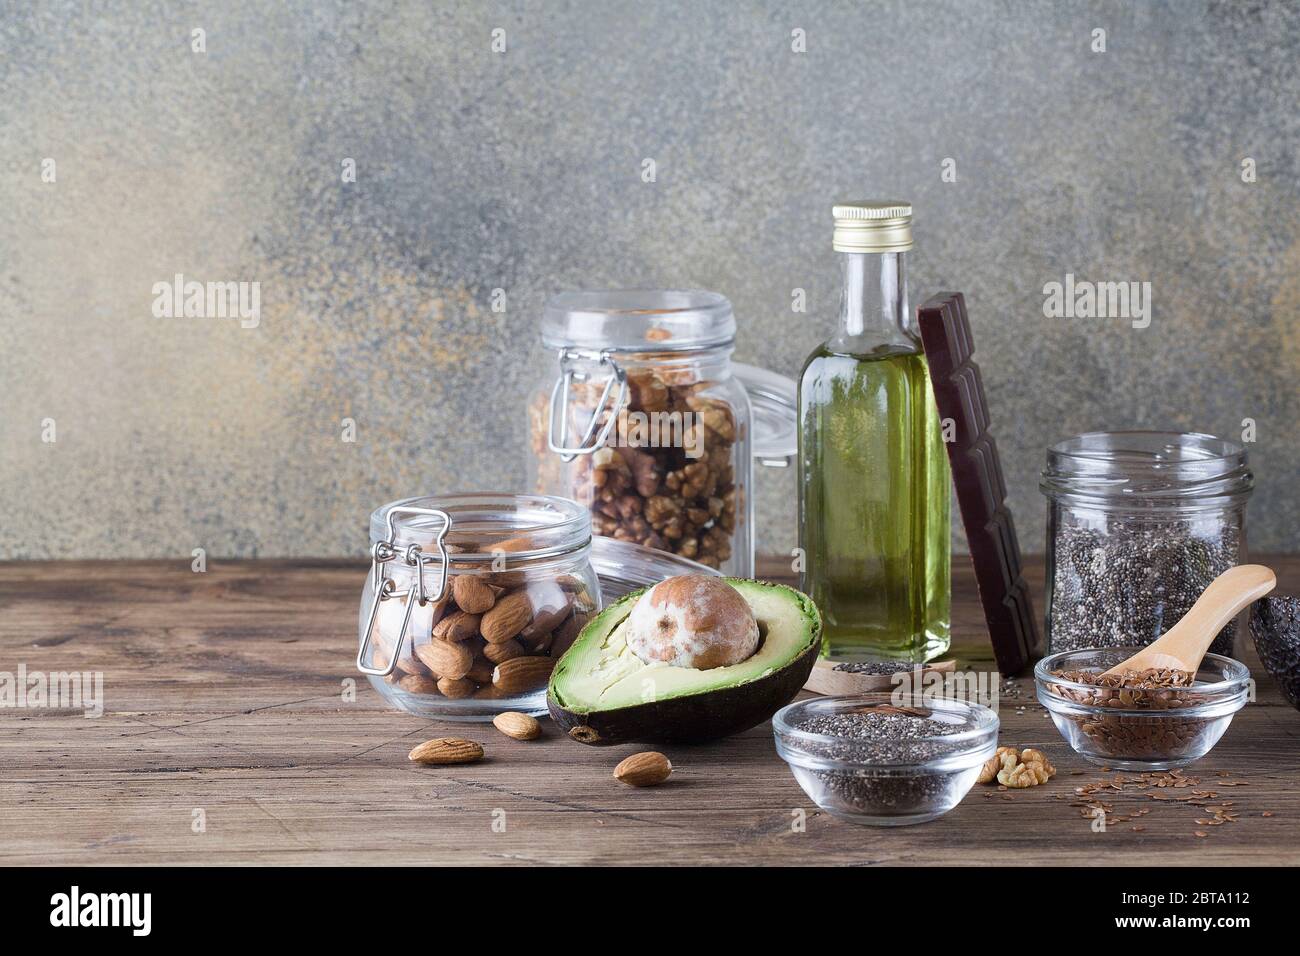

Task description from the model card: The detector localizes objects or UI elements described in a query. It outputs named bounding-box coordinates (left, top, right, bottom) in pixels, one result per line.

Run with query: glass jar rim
left=772, top=693, right=1000, bottom=770
left=369, top=493, right=591, bottom=562
left=589, top=536, right=722, bottom=598
left=541, top=289, right=736, bottom=353
left=1034, top=648, right=1251, bottom=700
left=1040, top=430, right=1253, bottom=506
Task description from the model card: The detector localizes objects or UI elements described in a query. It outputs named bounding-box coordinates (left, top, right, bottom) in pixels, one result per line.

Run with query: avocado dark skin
left=549, top=638, right=820, bottom=745
left=548, top=579, right=823, bottom=745
left=1250, top=595, right=1300, bottom=711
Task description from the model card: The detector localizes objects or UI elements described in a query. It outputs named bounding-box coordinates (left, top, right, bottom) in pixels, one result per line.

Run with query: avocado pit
left=626, top=575, right=760, bottom=670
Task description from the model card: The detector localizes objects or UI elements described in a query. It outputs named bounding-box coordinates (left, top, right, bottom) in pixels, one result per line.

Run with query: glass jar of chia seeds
left=1040, top=431, right=1253, bottom=657
left=527, top=290, right=798, bottom=577
left=356, top=494, right=601, bottom=720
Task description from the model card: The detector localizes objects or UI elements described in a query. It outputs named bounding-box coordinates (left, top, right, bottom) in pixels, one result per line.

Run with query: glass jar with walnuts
left=528, top=290, right=797, bottom=577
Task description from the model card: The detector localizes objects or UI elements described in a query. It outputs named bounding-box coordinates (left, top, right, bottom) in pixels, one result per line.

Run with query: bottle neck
left=837, top=250, right=910, bottom=344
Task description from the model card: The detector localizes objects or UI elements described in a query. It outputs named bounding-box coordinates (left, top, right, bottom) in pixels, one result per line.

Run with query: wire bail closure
left=356, top=506, right=451, bottom=677
left=546, top=347, right=628, bottom=462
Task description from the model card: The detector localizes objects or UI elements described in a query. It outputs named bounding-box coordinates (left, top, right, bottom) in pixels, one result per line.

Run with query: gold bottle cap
left=832, top=200, right=913, bottom=253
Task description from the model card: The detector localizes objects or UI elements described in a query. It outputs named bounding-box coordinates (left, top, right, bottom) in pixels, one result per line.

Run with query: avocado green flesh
left=549, top=579, right=819, bottom=714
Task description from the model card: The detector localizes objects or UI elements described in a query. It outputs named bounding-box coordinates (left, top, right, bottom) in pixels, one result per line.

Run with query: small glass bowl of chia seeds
left=1036, top=648, right=1251, bottom=771
left=773, top=694, right=999, bottom=826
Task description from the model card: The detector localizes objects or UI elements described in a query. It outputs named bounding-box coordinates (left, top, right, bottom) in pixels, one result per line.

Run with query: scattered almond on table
left=408, top=737, right=485, bottom=765
left=493, top=711, right=542, bottom=740
left=614, top=751, right=673, bottom=787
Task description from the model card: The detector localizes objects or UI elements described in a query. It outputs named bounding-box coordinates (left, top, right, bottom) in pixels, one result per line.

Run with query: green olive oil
left=798, top=202, right=951, bottom=662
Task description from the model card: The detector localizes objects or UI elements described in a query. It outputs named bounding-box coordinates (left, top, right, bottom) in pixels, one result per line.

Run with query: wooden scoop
left=1101, top=564, right=1276, bottom=676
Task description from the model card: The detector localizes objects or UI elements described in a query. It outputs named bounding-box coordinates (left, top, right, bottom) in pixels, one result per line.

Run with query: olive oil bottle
left=798, top=202, right=951, bottom=662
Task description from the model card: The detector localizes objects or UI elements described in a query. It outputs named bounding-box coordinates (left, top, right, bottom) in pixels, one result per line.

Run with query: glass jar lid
left=589, top=536, right=722, bottom=600
left=541, top=290, right=736, bottom=353
left=540, top=290, right=797, bottom=465
left=370, top=493, right=591, bottom=562
left=1041, top=431, right=1253, bottom=508
left=733, top=362, right=798, bottom=466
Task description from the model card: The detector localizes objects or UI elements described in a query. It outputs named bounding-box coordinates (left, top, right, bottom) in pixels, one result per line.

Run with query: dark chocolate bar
left=918, top=292, right=1042, bottom=675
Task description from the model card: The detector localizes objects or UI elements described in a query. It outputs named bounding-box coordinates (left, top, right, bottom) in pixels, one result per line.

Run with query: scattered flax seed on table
left=1067, top=769, right=1254, bottom=833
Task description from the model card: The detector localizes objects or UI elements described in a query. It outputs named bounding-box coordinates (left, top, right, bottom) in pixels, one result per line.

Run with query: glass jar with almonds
left=528, top=290, right=798, bottom=577
left=357, top=494, right=600, bottom=719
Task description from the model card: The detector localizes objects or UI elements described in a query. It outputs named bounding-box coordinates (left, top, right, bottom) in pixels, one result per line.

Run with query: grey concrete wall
left=1, top=0, right=1297, bottom=560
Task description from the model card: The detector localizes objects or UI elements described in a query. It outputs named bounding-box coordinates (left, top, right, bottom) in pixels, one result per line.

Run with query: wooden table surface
left=2, top=555, right=1297, bottom=866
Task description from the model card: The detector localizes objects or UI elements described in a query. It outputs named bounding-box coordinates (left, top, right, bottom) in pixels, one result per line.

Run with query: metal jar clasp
left=356, top=506, right=451, bottom=677
left=547, top=347, right=628, bottom=462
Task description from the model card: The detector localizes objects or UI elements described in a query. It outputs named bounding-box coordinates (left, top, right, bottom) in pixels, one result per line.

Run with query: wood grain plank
left=1, top=556, right=1297, bottom=865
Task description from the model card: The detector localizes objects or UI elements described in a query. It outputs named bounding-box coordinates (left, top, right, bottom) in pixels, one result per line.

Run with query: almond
left=555, top=573, right=586, bottom=593
left=614, top=751, right=672, bottom=787
left=395, top=652, right=431, bottom=677
left=492, top=655, right=556, bottom=694
left=432, top=609, right=481, bottom=642
left=483, top=570, right=528, bottom=590
left=482, top=638, right=526, bottom=664
left=522, top=630, right=553, bottom=654
left=520, top=585, right=571, bottom=639
left=480, top=590, right=534, bottom=644
left=466, top=655, right=495, bottom=685
left=551, top=611, right=588, bottom=660
left=408, top=737, right=484, bottom=765
left=452, top=575, right=497, bottom=614
left=436, top=676, right=477, bottom=699
left=396, top=673, right=440, bottom=696
left=373, top=649, right=402, bottom=684
left=415, top=639, right=473, bottom=680
left=492, top=711, right=542, bottom=741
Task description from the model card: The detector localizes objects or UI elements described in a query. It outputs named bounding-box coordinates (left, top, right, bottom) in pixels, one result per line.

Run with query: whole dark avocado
left=1250, top=595, right=1300, bottom=711
left=547, top=578, right=822, bottom=745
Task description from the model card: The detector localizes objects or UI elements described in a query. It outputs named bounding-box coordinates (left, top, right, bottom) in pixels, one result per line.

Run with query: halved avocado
left=547, top=578, right=822, bottom=745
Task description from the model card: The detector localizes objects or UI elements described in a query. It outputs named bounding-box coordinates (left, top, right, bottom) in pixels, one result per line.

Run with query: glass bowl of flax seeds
left=1036, top=648, right=1251, bottom=771
left=773, top=694, right=998, bottom=826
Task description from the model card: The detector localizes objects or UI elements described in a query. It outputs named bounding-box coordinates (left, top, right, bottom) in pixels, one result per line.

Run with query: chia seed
left=792, top=709, right=976, bottom=815
left=1047, top=519, right=1240, bottom=656
left=831, top=661, right=919, bottom=676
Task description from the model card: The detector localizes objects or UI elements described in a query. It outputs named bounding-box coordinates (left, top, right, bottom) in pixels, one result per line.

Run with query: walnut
left=703, top=526, right=732, bottom=562
left=977, top=746, right=1020, bottom=784
left=644, top=495, right=682, bottom=529
left=1019, top=749, right=1056, bottom=779
left=669, top=461, right=712, bottom=498
left=686, top=394, right=736, bottom=442
left=534, top=365, right=741, bottom=569
left=626, top=371, right=670, bottom=413
left=612, top=494, right=642, bottom=520
left=985, top=745, right=1057, bottom=787
left=998, top=762, right=1047, bottom=788
left=616, top=446, right=661, bottom=498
